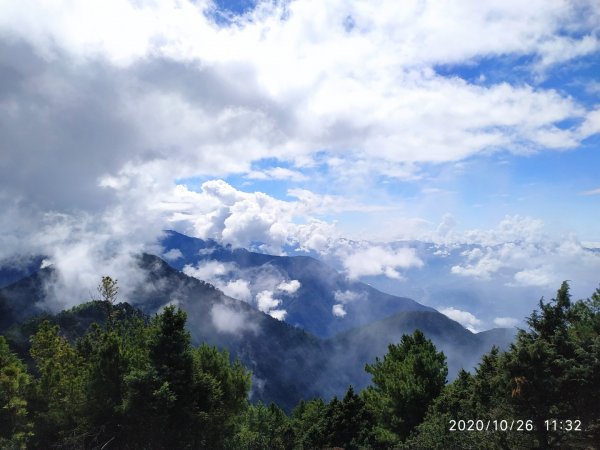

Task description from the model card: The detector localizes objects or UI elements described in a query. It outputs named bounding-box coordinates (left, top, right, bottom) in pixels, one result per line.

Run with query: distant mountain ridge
left=160, top=230, right=435, bottom=338
left=0, top=255, right=46, bottom=289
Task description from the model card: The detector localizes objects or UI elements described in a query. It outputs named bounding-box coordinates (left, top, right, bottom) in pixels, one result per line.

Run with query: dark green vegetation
left=1, top=280, right=599, bottom=448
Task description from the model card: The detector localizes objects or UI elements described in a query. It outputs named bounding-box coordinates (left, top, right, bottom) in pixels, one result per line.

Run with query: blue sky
left=1, top=0, right=600, bottom=328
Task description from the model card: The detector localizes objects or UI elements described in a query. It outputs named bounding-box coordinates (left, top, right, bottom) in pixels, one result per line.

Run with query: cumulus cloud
left=216, top=279, right=250, bottom=302
left=332, top=304, right=347, bottom=318
left=162, top=248, right=183, bottom=261
left=255, top=290, right=286, bottom=320
left=182, top=261, right=233, bottom=281
left=268, top=309, right=287, bottom=321
left=451, top=251, right=504, bottom=279
left=256, top=290, right=280, bottom=312
left=341, top=246, right=424, bottom=279
left=445, top=217, right=600, bottom=298
left=460, top=215, right=546, bottom=246
left=164, top=180, right=341, bottom=254
left=436, top=213, right=457, bottom=237
left=330, top=289, right=366, bottom=318
left=440, top=307, right=483, bottom=333
left=277, top=279, right=301, bottom=295
left=180, top=254, right=299, bottom=320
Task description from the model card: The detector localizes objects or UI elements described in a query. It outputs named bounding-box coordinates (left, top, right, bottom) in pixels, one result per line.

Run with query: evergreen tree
left=325, top=386, right=376, bottom=450
left=122, top=305, right=252, bottom=449
left=363, top=329, right=447, bottom=445
left=123, top=305, right=196, bottom=448
left=229, top=402, right=294, bottom=450
left=193, top=344, right=251, bottom=447
left=29, top=321, right=87, bottom=448
left=508, top=282, right=600, bottom=447
left=291, top=398, right=328, bottom=449
left=0, top=336, right=32, bottom=448
left=79, top=325, right=128, bottom=448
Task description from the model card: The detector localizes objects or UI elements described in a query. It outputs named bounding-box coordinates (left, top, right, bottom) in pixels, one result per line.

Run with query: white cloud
left=277, top=279, right=301, bottom=294
left=256, top=290, right=280, bottom=312
left=255, top=290, right=287, bottom=320
left=493, top=317, right=520, bottom=328
left=451, top=252, right=504, bottom=279
left=182, top=260, right=232, bottom=281
left=342, top=246, right=423, bottom=279
left=447, top=218, right=600, bottom=296
left=176, top=252, right=304, bottom=317
left=161, top=180, right=348, bottom=254
left=0, top=0, right=597, bottom=209
left=536, top=34, right=600, bottom=71
left=221, top=279, right=252, bottom=302
left=162, top=248, right=183, bottom=261
left=332, top=304, right=347, bottom=318
left=436, top=213, right=457, bottom=237
left=268, top=309, right=287, bottom=321
left=461, top=215, right=545, bottom=246
left=512, top=267, right=553, bottom=287
left=210, top=303, right=257, bottom=334
left=440, top=307, right=483, bottom=332
left=255, top=289, right=287, bottom=319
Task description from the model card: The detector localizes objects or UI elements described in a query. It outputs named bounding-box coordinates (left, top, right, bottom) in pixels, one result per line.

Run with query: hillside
left=324, top=310, right=516, bottom=391
left=160, top=230, right=434, bottom=337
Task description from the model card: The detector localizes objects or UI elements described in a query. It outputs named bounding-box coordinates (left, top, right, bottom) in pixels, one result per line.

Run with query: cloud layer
left=1, top=0, right=599, bottom=328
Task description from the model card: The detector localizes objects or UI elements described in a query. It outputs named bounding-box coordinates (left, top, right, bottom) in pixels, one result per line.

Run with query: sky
left=1, top=0, right=600, bottom=329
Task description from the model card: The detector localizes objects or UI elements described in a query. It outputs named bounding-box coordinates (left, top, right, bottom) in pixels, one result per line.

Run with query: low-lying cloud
left=341, top=246, right=424, bottom=279
left=440, top=307, right=483, bottom=333
left=210, top=303, right=258, bottom=334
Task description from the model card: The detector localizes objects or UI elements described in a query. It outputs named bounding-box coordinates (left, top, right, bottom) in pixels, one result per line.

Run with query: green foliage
left=363, top=329, right=448, bottom=444
left=229, top=402, right=294, bottom=450
left=291, top=398, right=329, bottom=449
left=122, top=305, right=252, bottom=449
left=193, top=343, right=252, bottom=443
left=28, top=321, right=87, bottom=448
left=407, top=282, right=600, bottom=449
left=325, top=386, right=377, bottom=450
left=0, top=336, right=32, bottom=448
left=79, top=325, right=128, bottom=447
left=505, top=282, right=600, bottom=447
left=287, top=388, right=377, bottom=450
left=1, top=288, right=252, bottom=449
left=2, top=279, right=600, bottom=449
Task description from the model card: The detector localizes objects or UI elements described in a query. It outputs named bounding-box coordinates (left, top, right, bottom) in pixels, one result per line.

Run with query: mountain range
left=160, top=230, right=434, bottom=338
left=0, top=231, right=516, bottom=410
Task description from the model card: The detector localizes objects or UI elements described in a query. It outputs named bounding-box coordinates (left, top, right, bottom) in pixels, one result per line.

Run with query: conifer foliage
left=1, top=279, right=599, bottom=448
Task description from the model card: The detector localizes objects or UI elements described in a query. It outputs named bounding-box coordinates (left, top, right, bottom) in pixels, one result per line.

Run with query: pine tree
left=363, top=329, right=447, bottom=444
left=0, top=336, right=32, bottom=447
left=29, top=321, right=86, bottom=448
